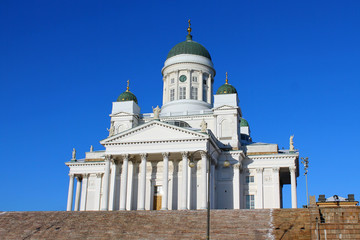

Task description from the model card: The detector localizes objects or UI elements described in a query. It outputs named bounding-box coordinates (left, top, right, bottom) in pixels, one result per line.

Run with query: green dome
left=117, top=90, right=138, bottom=104
left=167, top=35, right=211, bottom=60
left=240, top=118, right=249, bottom=127
left=216, top=83, right=237, bottom=94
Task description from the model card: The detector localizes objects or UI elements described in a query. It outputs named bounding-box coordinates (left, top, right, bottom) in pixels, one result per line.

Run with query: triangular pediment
left=101, top=121, right=208, bottom=145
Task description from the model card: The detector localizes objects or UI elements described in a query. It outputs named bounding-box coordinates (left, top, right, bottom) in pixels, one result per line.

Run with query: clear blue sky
left=1, top=0, right=359, bottom=211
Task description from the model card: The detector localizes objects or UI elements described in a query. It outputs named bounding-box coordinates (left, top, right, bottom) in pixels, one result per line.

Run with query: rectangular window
left=170, top=89, right=175, bottom=101
left=246, top=176, right=254, bottom=183
left=203, top=88, right=207, bottom=102
left=191, top=87, right=198, bottom=100
left=192, top=76, right=198, bottom=82
left=179, top=87, right=186, bottom=99
left=246, top=195, right=255, bottom=209
left=171, top=78, right=175, bottom=84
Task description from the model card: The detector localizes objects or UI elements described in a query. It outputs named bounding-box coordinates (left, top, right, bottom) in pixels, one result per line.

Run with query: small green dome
left=240, top=118, right=249, bottom=127
left=167, top=35, right=211, bottom=60
left=117, top=90, right=138, bottom=104
left=216, top=83, right=237, bottom=94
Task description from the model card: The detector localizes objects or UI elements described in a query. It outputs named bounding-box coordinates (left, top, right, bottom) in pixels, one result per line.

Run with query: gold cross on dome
left=187, top=19, right=192, bottom=34
left=225, top=72, right=228, bottom=84
left=126, top=79, right=130, bottom=91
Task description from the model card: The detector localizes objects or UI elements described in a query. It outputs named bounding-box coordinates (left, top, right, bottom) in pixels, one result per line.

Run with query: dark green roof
left=216, top=83, right=237, bottom=94
left=167, top=35, right=211, bottom=60
left=240, top=118, right=249, bottom=127
left=117, top=91, right=138, bottom=104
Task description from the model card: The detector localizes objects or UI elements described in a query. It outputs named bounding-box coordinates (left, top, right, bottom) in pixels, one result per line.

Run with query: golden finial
left=225, top=72, right=229, bottom=84
left=126, top=79, right=130, bottom=92
left=187, top=19, right=192, bottom=34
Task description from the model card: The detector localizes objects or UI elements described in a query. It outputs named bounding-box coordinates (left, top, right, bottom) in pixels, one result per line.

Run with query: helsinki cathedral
left=66, top=22, right=299, bottom=211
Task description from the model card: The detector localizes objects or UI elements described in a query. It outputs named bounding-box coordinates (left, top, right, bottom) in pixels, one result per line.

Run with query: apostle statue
left=107, top=122, right=115, bottom=137
left=152, top=105, right=161, bottom=120
left=200, top=119, right=207, bottom=132
left=72, top=148, right=76, bottom=161
left=90, top=145, right=93, bottom=152
left=290, top=135, right=294, bottom=151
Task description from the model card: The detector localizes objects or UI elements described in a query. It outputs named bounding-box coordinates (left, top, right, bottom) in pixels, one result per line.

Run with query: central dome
left=167, top=35, right=211, bottom=60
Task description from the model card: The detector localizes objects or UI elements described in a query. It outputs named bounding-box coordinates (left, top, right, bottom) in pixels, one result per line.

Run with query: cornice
left=248, top=154, right=298, bottom=160
left=104, top=138, right=207, bottom=146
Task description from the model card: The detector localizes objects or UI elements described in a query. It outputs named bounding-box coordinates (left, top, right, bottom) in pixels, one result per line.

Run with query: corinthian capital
left=162, top=152, right=170, bottom=158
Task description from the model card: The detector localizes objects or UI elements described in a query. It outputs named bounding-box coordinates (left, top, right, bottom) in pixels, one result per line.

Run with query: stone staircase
left=0, top=210, right=272, bottom=240
left=0, top=207, right=359, bottom=239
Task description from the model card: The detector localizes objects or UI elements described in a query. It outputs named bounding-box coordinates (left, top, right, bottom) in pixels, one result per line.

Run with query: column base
left=100, top=208, right=108, bottom=211
left=119, top=208, right=126, bottom=211
left=199, top=207, right=207, bottom=210
left=161, top=207, right=168, bottom=210
left=179, top=207, right=188, bottom=210
left=137, top=208, right=145, bottom=210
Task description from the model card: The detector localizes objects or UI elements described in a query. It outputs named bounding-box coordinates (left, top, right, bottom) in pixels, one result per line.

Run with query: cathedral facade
left=66, top=24, right=299, bottom=211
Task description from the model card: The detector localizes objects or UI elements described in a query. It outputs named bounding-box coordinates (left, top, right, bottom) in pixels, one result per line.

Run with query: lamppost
left=301, top=157, right=309, bottom=206
left=189, top=149, right=212, bottom=240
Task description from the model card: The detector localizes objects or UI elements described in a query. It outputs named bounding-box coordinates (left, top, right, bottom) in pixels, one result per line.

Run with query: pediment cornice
left=100, top=120, right=208, bottom=145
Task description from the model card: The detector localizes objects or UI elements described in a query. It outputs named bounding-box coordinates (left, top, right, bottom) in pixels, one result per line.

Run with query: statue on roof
left=290, top=135, right=294, bottom=151
left=107, top=122, right=115, bottom=137
left=90, top=145, right=93, bottom=152
left=152, top=105, right=161, bottom=120
left=72, top=148, right=76, bottom=161
left=200, top=119, right=207, bottom=132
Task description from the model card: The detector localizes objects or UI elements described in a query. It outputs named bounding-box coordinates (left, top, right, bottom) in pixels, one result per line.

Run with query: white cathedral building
left=66, top=23, right=299, bottom=212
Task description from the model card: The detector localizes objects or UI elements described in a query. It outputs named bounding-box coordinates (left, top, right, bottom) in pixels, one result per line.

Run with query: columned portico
left=120, top=154, right=129, bottom=210
left=161, top=152, right=169, bottom=210
left=66, top=174, right=75, bottom=211
left=138, top=153, right=147, bottom=210
left=290, top=166, right=297, bottom=208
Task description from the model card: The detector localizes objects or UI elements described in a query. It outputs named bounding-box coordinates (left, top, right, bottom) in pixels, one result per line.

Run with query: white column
left=175, top=71, right=179, bottom=100
left=101, top=155, right=111, bottom=210
left=126, top=161, right=133, bottom=210
left=109, top=160, right=118, bottom=211
left=95, top=173, right=103, bottom=210
left=211, top=164, right=216, bottom=209
left=290, top=166, right=297, bottom=208
left=200, top=152, right=207, bottom=209
left=74, top=176, right=82, bottom=211
left=199, top=71, right=203, bottom=101
left=207, top=74, right=212, bottom=104
left=256, top=168, right=264, bottom=209
left=161, top=152, right=169, bottom=210
left=120, top=154, right=129, bottom=210
left=163, top=76, right=167, bottom=104
left=180, top=152, right=188, bottom=210
left=66, top=174, right=75, bottom=211
left=138, top=153, right=147, bottom=210
left=233, top=163, right=241, bottom=209
left=272, top=167, right=280, bottom=208
left=80, top=174, right=89, bottom=211
left=186, top=70, right=191, bottom=99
